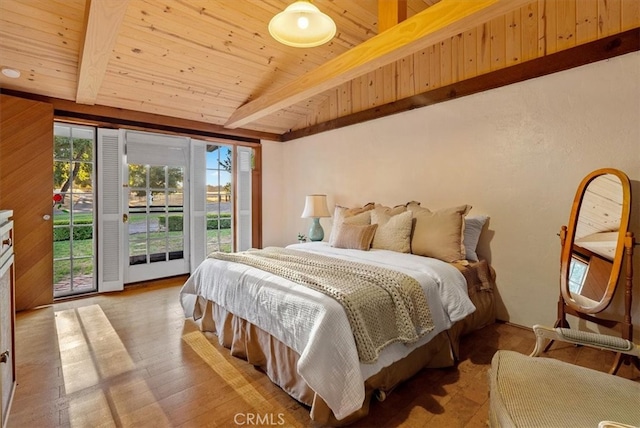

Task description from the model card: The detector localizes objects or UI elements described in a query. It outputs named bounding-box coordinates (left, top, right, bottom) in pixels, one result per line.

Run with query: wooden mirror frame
left=560, top=168, right=632, bottom=314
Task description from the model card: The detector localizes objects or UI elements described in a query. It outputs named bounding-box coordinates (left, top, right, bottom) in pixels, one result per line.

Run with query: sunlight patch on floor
left=109, top=378, right=172, bottom=427
left=55, top=304, right=170, bottom=427
left=182, top=330, right=297, bottom=424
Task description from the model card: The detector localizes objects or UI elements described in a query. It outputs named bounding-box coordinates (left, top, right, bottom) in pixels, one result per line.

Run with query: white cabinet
left=0, top=210, right=15, bottom=428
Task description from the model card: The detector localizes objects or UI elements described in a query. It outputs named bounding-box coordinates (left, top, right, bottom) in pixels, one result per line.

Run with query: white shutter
left=236, top=146, right=252, bottom=251
left=190, top=140, right=207, bottom=271
left=97, top=128, right=124, bottom=292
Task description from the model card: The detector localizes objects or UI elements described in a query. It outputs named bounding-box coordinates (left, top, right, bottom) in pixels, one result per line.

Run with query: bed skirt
left=189, top=260, right=495, bottom=425
left=195, top=297, right=455, bottom=425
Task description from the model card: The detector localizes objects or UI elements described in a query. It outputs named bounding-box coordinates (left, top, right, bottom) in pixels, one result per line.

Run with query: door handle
left=123, top=214, right=129, bottom=223
left=0, top=350, right=8, bottom=364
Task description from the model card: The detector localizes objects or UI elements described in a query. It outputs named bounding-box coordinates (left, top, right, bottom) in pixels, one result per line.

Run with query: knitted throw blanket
left=209, top=247, right=434, bottom=363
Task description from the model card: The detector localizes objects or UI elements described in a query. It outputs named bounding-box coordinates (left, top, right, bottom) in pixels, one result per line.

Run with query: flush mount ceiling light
left=1, top=67, right=21, bottom=79
left=268, top=1, right=336, bottom=48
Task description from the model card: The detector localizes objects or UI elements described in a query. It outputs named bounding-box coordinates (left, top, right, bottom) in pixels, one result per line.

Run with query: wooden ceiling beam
left=224, top=0, right=531, bottom=129
left=378, top=0, right=407, bottom=33
left=75, top=0, right=130, bottom=105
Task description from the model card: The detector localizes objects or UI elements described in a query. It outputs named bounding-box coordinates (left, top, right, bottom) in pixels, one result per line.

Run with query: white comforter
left=180, top=242, right=475, bottom=420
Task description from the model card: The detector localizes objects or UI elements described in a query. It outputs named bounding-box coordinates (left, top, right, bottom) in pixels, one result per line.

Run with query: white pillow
left=464, top=215, right=489, bottom=262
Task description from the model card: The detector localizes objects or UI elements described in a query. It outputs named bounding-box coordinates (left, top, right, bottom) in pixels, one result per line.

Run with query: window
left=206, top=145, right=233, bottom=254
left=568, top=255, right=589, bottom=294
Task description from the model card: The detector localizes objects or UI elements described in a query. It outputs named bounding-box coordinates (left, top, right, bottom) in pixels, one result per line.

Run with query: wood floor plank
left=8, top=278, right=640, bottom=428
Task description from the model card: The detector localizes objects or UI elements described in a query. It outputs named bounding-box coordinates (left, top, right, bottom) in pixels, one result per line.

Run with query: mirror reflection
left=566, top=173, right=624, bottom=310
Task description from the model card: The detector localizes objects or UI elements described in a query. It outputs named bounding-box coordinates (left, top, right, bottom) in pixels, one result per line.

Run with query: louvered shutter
left=97, top=128, right=124, bottom=292
left=236, top=146, right=252, bottom=251
left=190, top=140, right=207, bottom=271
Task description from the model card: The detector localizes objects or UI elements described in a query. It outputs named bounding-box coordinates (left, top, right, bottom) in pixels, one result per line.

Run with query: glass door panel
left=126, top=163, right=187, bottom=282
left=53, top=123, right=96, bottom=298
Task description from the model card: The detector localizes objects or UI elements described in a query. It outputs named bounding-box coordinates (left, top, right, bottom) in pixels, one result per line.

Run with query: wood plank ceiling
left=0, top=0, right=638, bottom=141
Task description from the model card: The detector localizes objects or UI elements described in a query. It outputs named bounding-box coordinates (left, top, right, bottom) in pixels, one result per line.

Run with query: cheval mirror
left=546, top=168, right=638, bottom=373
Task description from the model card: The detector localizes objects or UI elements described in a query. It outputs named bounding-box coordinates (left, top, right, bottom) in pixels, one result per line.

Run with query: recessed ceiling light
left=1, top=67, right=21, bottom=78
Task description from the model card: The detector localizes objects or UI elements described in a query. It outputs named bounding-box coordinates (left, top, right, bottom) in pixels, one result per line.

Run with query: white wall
left=262, top=52, right=640, bottom=335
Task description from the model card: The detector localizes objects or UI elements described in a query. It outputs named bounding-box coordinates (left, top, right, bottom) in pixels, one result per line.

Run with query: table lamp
left=301, top=194, right=331, bottom=241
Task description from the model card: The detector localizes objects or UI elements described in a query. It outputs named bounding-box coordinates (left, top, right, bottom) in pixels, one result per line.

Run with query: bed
left=180, top=204, right=495, bottom=426
left=180, top=238, right=495, bottom=425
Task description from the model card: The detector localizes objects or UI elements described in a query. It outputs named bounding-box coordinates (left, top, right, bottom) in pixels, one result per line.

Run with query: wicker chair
left=489, top=325, right=640, bottom=428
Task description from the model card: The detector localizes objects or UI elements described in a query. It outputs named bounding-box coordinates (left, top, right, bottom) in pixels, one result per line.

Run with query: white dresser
left=0, top=210, right=15, bottom=428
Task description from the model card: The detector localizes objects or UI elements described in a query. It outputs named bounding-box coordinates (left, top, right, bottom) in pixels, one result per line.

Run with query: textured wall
left=262, top=52, right=640, bottom=334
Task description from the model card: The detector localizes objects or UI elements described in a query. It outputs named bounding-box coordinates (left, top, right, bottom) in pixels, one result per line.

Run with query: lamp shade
left=268, top=1, right=336, bottom=48
left=301, top=194, right=331, bottom=218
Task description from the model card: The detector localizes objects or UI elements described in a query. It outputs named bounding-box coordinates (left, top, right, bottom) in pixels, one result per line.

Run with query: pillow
left=370, top=209, right=412, bottom=253
left=373, top=203, right=407, bottom=216
left=328, top=204, right=374, bottom=246
left=407, top=202, right=472, bottom=262
left=331, top=223, right=378, bottom=250
left=464, top=215, right=489, bottom=262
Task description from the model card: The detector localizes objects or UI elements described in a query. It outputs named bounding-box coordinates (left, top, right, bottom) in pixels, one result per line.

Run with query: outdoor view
left=127, top=164, right=186, bottom=266
left=206, top=144, right=233, bottom=254
left=53, top=124, right=96, bottom=297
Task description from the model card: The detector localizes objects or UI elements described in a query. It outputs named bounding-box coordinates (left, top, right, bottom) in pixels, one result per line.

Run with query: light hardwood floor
left=8, top=278, right=640, bottom=428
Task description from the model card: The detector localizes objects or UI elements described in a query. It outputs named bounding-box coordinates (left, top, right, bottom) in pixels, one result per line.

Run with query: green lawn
left=53, top=228, right=232, bottom=283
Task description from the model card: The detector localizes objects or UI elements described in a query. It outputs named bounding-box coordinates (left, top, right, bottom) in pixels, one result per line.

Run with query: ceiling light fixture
left=1, top=67, right=21, bottom=79
left=268, top=1, right=336, bottom=48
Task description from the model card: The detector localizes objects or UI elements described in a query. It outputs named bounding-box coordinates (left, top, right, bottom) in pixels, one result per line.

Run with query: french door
left=123, top=131, right=190, bottom=284
left=53, top=123, right=96, bottom=297
left=96, top=129, right=253, bottom=292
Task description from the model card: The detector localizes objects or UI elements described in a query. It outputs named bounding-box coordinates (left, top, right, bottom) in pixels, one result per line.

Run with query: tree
left=53, top=136, right=93, bottom=204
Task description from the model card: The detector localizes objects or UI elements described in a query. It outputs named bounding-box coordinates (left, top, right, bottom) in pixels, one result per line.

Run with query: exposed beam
left=378, top=0, right=407, bottom=33
left=281, top=28, right=640, bottom=141
left=225, top=0, right=531, bottom=129
left=76, top=0, right=130, bottom=105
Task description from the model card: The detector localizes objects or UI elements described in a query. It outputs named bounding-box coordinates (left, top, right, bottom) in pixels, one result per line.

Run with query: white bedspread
left=180, top=242, right=475, bottom=420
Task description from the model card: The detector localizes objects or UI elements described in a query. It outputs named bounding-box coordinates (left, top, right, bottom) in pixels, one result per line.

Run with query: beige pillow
left=407, top=202, right=472, bottom=262
left=331, top=223, right=378, bottom=250
left=371, top=210, right=412, bottom=253
left=328, top=204, right=374, bottom=246
left=374, top=203, right=407, bottom=216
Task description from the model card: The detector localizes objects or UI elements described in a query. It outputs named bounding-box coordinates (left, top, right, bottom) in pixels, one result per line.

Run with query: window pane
left=71, top=193, right=93, bottom=217
left=72, top=138, right=93, bottom=160
left=54, top=260, right=71, bottom=289
left=569, top=257, right=588, bottom=294
left=54, top=161, right=71, bottom=191
left=72, top=227, right=93, bottom=257
left=54, top=136, right=71, bottom=160
left=148, top=166, right=165, bottom=188
left=129, top=190, right=147, bottom=210
left=129, top=215, right=148, bottom=235
left=54, top=230, right=71, bottom=259
left=129, top=236, right=147, bottom=257
left=150, top=191, right=165, bottom=208
left=129, top=164, right=147, bottom=188
left=72, top=258, right=94, bottom=291
left=167, top=191, right=183, bottom=208
left=72, top=162, right=93, bottom=193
